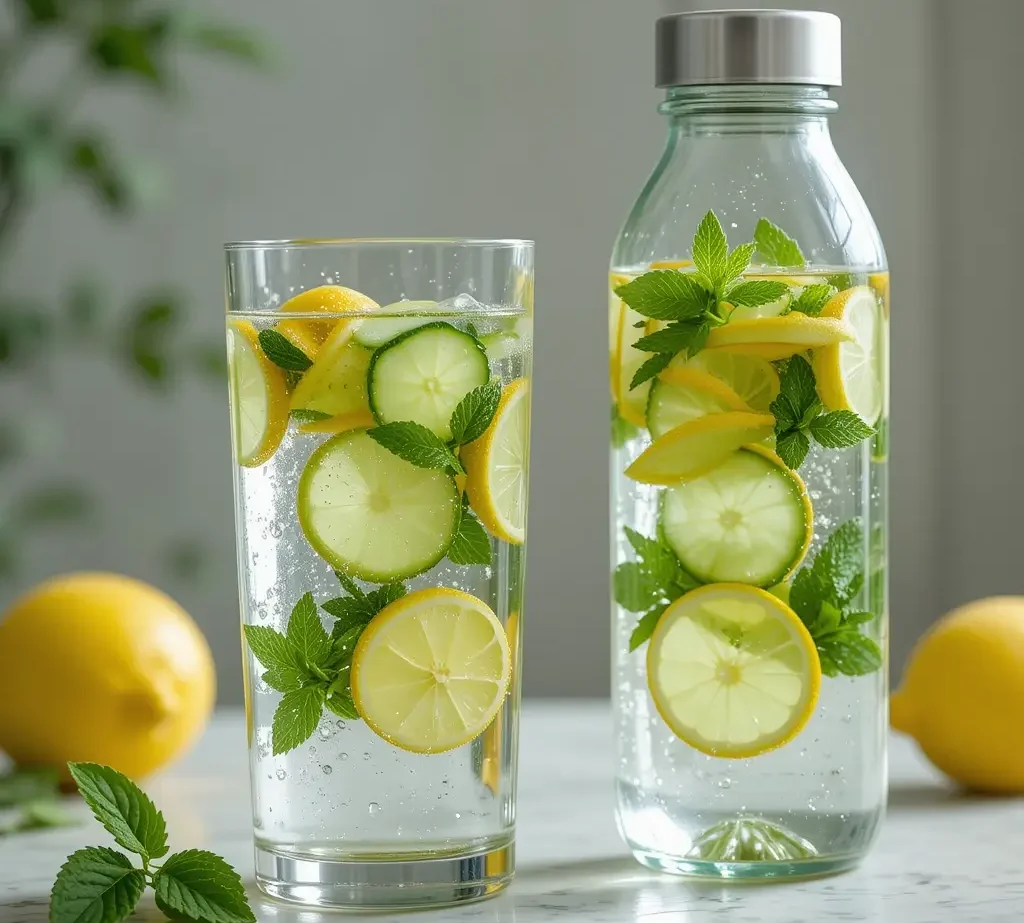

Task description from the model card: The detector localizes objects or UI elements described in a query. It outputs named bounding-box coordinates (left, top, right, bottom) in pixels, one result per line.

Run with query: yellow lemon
left=0, top=573, right=215, bottom=781
left=228, top=320, right=289, bottom=468
left=891, top=597, right=1024, bottom=793
left=276, top=285, right=379, bottom=359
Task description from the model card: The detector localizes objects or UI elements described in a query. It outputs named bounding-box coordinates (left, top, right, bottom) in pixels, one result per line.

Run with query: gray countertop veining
left=1, top=702, right=1022, bottom=923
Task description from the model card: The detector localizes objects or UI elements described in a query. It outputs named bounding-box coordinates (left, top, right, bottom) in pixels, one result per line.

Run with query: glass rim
left=223, top=237, right=534, bottom=252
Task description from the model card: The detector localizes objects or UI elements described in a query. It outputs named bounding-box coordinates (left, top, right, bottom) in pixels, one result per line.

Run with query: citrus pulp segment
left=228, top=320, right=289, bottom=467
left=681, top=350, right=780, bottom=413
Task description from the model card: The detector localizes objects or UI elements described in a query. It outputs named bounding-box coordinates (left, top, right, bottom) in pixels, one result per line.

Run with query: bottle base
left=630, top=846, right=862, bottom=881
left=254, top=839, right=514, bottom=910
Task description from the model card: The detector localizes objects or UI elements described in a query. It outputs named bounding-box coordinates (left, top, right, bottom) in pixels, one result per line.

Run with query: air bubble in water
left=339, top=752, right=349, bottom=761
left=363, top=752, right=370, bottom=760
left=268, top=521, right=283, bottom=538
left=322, top=764, right=333, bottom=775
left=368, top=802, right=381, bottom=815
left=336, top=720, right=346, bottom=729
left=717, top=778, right=732, bottom=790
left=309, top=746, right=316, bottom=754
left=276, top=769, right=286, bottom=780
left=257, top=606, right=268, bottom=621
left=319, top=725, right=334, bottom=740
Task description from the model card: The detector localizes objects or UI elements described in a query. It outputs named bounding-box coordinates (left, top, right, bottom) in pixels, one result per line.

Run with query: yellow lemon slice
left=647, top=584, right=821, bottom=759
left=228, top=320, right=289, bottom=467
left=351, top=588, right=511, bottom=754
left=649, top=259, right=695, bottom=270
left=646, top=366, right=753, bottom=439
left=482, top=608, right=519, bottom=795
left=683, top=350, right=780, bottom=413
left=626, top=411, right=774, bottom=486
left=277, top=285, right=379, bottom=359
left=705, top=315, right=854, bottom=359
left=462, top=378, right=530, bottom=544
left=296, top=409, right=375, bottom=435
left=609, top=273, right=651, bottom=427
left=812, top=286, right=883, bottom=426
left=290, top=319, right=372, bottom=419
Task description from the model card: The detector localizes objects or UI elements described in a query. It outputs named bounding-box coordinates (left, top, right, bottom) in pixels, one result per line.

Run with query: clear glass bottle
left=610, top=11, right=888, bottom=879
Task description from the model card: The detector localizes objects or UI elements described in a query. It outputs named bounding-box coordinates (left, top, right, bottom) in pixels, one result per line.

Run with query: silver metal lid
left=655, top=9, right=841, bottom=88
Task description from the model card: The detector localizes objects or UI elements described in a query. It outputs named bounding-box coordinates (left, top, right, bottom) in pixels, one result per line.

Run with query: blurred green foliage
left=0, top=0, right=264, bottom=585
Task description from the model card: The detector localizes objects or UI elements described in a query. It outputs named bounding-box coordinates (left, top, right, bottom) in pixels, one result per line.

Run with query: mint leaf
left=814, top=519, right=864, bottom=603
left=629, top=351, right=673, bottom=390
left=769, top=395, right=800, bottom=433
left=845, top=610, right=876, bottom=628
left=810, top=410, right=875, bottom=449
left=778, top=356, right=818, bottom=416
left=775, top=429, right=810, bottom=470
left=826, top=272, right=854, bottom=291
left=611, top=406, right=639, bottom=448
left=449, top=509, right=492, bottom=565
left=152, top=849, right=255, bottom=923
left=615, top=270, right=712, bottom=321
left=260, top=663, right=305, bottom=694
left=67, top=764, right=167, bottom=862
left=722, top=242, right=756, bottom=287
left=50, top=846, right=145, bottom=923
left=449, top=380, right=501, bottom=445
left=623, top=527, right=698, bottom=593
left=322, top=596, right=374, bottom=635
left=242, top=625, right=295, bottom=672
left=368, top=421, right=461, bottom=472
left=725, top=280, right=790, bottom=308
left=0, top=766, right=60, bottom=807
left=613, top=563, right=665, bottom=613
left=817, top=631, right=882, bottom=677
left=324, top=685, right=359, bottom=720
left=629, top=605, right=667, bottom=652
left=8, top=799, right=78, bottom=833
left=290, top=409, right=332, bottom=424
left=334, top=571, right=366, bottom=600
left=793, top=283, right=836, bottom=317
left=634, top=318, right=710, bottom=355
left=800, top=400, right=824, bottom=429
left=692, top=211, right=729, bottom=285
left=789, top=566, right=830, bottom=629
left=272, top=684, right=325, bottom=755
left=257, top=328, right=312, bottom=372
left=285, top=592, right=332, bottom=669
left=328, top=626, right=363, bottom=667
left=753, top=218, right=804, bottom=266
left=367, top=582, right=406, bottom=612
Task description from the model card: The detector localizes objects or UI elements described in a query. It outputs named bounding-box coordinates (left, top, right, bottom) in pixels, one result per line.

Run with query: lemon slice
left=649, top=259, right=694, bottom=270
left=812, top=286, right=883, bottom=426
left=296, top=409, right=375, bottom=435
left=647, top=367, right=753, bottom=439
left=482, top=608, right=518, bottom=795
left=682, top=351, right=780, bottom=413
left=290, top=319, right=372, bottom=419
left=705, top=315, right=854, bottom=360
left=647, top=584, right=821, bottom=758
left=609, top=273, right=651, bottom=427
left=626, top=411, right=774, bottom=486
left=462, top=378, right=530, bottom=544
left=228, top=321, right=289, bottom=467
left=276, top=285, right=379, bottom=359
left=351, top=588, right=511, bottom=754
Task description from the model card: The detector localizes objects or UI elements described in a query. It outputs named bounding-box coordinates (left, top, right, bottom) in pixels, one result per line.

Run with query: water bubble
left=368, top=802, right=381, bottom=815
left=717, top=778, right=732, bottom=790
left=268, top=521, right=283, bottom=538
left=257, top=606, right=268, bottom=621
left=363, top=752, right=370, bottom=760
left=322, top=765, right=332, bottom=775
left=339, top=752, right=349, bottom=761
left=309, top=746, right=316, bottom=754
left=455, top=812, right=461, bottom=819
left=336, top=720, right=346, bottom=730
left=319, top=725, right=334, bottom=740
left=276, top=769, right=287, bottom=780
left=842, top=714, right=853, bottom=724
left=799, top=749, right=807, bottom=758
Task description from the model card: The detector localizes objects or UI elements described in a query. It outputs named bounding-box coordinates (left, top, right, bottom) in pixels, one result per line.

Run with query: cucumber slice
left=298, top=429, right=460, bottom=582
left=661, top=446, right=811, bottom=587
left=353, top=302, right=440, bottom=349
left=647, top=369, right=751, bottom=439
left=480, top=331, right=520, bottom=362
left=368, top=322, right=489, bottom=440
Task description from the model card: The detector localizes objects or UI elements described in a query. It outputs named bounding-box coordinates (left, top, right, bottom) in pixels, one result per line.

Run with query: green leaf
left=449, top=380, right=502, bottom=445
left=725, top=280, right=790, bottom=308
left=243, top=625, right=295, bottom=672
left=629, top=605, right=667, bottom=652
left=775, top=429, right=810, bottom=470
left=448, top=510, right=492, bottom=565
left=613, top=562, right=665, bottom=613
left=16, top=0, right=65, bottom=26
left=260, top=664, right=304, bottom=694
left=814, top=519, right=865, bottom=603
left=826, top=272, right=855, bottom=291
left=8, top=799, right=79, bottom=832
left=50, top=847, right=145, bottom=923
left=816, top=631, right=882, bottom=677
left=335, top=572, right=366, bottom=599
left=328, top=626, right=363, bottom=666
left=789, top=566, right=830, bottom=629
left=722, top=242, right=756, bottom=287
left=257, top=328, right=312, bottom=372
left=272, top=685, right=325, bottom=755
left=778, top=356, right=818, bottom=417
left=810, top=410, right=875, bottom=449
left=152, top=849, right=255, bottom=923
left=124, top=296, right=177, bottom=385
left=614, top=271, right=711, bottom=321
left=845, top=611, right=876, bottom=627
left=611, top=406, right=639, bottom=448
left=14, top=486, right=91, bottom=525
left=800, top=400, right=824, bottom=429
left=322, top=597, right=374, bottom=635
left=367, top=583, right=406, bottom=611
left=286, top=593, right=332, bottom=669
left=290, top=409, right=332, bottom=424
left=88, top=23, right=168, bottom=89
left=811, top=600, right=843, bottom=636
left=753, top=218, right=804, bottom=266
left=634, top=318, right=709, bottom=354
left=692, top=211, right=729, bottom=285
left=367, top=422, right=461, bottom=471
left=770, top=394, right=800, bottom=433
left=0, top=766, right=60, bottom=807
left=181, top=24, right=266, bottom=65
left=324, top=678, right=359, bottom=720
left=66, top=764, right=167, bottom=861
left=190, top=343, right=227, bottom=381
left=66, top=136, right=133, bottom=213
left=793, top=283, right=837, bottom=317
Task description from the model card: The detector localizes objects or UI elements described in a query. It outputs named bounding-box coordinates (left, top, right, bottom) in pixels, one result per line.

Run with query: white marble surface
left=2, top=702, right=1023, bottom=923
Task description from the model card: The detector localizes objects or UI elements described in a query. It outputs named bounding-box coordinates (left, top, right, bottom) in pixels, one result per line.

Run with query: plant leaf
left=775, top=429, right=810, bottom=470
left=181, top=24, right=266, bottom=65
left=50, top=847, right=145, bottom=923
left=152, top=849, right=255, bottom=923
left=793, top=283, right=837, bottom=317
left=629, top=605, right=667, bottom=652
left=367, top=422, right=461, bottom=471
left=613, top=562, right=665, bottom=613
left=692, top=211, right=729, bottom=285
left=722, top=242, right=756, bottom=287
left=322, top=597, right=374, bottom=635
left=629, top=351, right=674, bottom=390
left=367, top=582, right=406, bottom=611
left=272, top=685, right=325, bottom=755
left=810, top=410, right=875, bottom=449
left=814, top=519, right=865, bottom=603
left=448, top=510, right=492, bottom=565
left=334, top=572, right=366, bottom=600
left=816, top=631, right=882, bottom=677
left=242, top=625, right=294, bottom=671
left=0, top=766, right=60, bottom=807
left=753, top=218, right=805, bottom=266
left=449, top=380, right=501, bottom=445
left=285, top=592, right=332, bottom=669
left=614, top=271, right=711, bottom=321
left=634, top=318, right=708, bottom=354
left=725, top=280, right=790, bottom=308
left=778, top=356, right=818, bottom=417
left=257, top=329, right=311, bottom=372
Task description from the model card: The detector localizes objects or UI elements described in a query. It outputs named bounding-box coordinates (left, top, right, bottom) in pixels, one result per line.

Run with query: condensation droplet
left=336, top=720, right=346, bottom=730
left=368, top=802, right=381, bottom=815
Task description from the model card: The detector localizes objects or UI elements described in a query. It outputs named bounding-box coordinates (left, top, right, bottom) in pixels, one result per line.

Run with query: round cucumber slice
left=368, top=322, right=489, bottom=440
left=647, top=371, right=751, bottom=439
left=298, top=429, right=460, bottom=582
left=660, top=446, right=812, bottom=587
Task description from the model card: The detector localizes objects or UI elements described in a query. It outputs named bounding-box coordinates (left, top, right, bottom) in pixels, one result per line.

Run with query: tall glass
left=224, top=240, right=533, bottom=909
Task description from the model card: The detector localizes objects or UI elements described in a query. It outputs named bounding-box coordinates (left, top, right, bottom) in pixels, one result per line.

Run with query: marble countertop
left=2, top=702, right=1022, bottom=923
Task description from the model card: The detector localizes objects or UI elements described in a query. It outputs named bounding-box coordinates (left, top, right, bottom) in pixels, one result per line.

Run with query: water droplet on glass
left=799, top=749, right=807, bottom=758
left=276, top=769, right=287, bottom=780
left=368, top=802, right=381, bottom=815
left=339, top=752, right=348, bottom=761
left=322, top=764, right=332, bottom=775
left=455, top=812, right=461, bottom=819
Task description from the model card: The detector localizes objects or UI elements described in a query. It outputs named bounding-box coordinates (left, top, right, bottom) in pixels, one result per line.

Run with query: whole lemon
left=891, top=596, right=1024, bottom=792
left=0, top=573, right=215, bottom=781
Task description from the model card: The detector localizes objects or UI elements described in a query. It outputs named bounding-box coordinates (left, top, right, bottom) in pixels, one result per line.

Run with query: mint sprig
left=449, top=497, right=492, bottom=566
left=257, top=328, right=312, bottom=372
left=0, top=766, right=78, bottom=836
left=753, top=218, right=805, bottom=267
left=611, top=405, right=639, bottom=449
left=789, top=519, right=882, bottom=677
left=770, top=356, right=875, bottom=469
left=50, top=764, right=254, bottom=923
left=792, top=283, right=837, bottom=317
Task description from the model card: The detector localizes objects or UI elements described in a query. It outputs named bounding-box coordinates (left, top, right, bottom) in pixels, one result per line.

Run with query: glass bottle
left=610, top=10, right=888, bottom=879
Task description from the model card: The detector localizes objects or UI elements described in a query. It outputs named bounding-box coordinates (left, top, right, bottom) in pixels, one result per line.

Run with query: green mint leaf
left=810, top=600, right=843, bottom=637
left=818, top=647, right=840, bottom=678
left=725, top=280, right=790, bottom=308
left=622, top=527, right=695, bottom=594
left=615, top=270, right=712, bottom=320
left=775, top=429, right=810, bottom=470
left=152, top=849, right=255, bottom=923
left=611, top=406, right=639, bottom=448
left=256, top=328, right=312, bottom=372
left=779, top=356, right=818, bottom=416
left=793, top=283, right=836, bottom=317
left=322, top=597, right=374, bottom=635
left=242, top=625, right=295, bottom=672
left=0, top=766, right=60, bottom=807
left=613, top=562, right=666, bottom=613
left=770, top=395, right=800, bottom=434
left=753, top=218, right=804, bottom=266
left=10, top=799, right=79, bottom=832
left=367, top=422, right=461, bottom=471
left=629, top=605, right=667, bottom=652
left=285, top=592, right=332, bottom=669
left=260, top=664, right=305, bottom=694
left=290, top=409, right=332, bottom=424
left=623, top=526, right=661, bottom=560
left=634, top=318, right=712, bottom=356
left=629, top=351, right=673, bottom=390
left=722, top=242, right=756, bottom=287
left=789, top=566, right=830, bottom=629
left=448, top=510, right=492, bottom=565
left=272, top=684, right=325, bottom=755
left=826, top=272, right=854, bottom=291
left=692, top=211, right=729, bottom=285
left=328, top=626, right=363, bottom=668
left=810, top=410, right=875, bottom=449
left=816, top=631, right=882, bottom=677
left=814, top=519, right=864, bottom=604
left=324, top=676, right=359, bottom=719
left=67, top=764, right=167, bottom=862
left=845, top=611, right=876, bottom=628
left=800, top=400, right=824, bottom=429
left=334, top=571, right=367, bottom=600
left=449, top=380, right=502, bottom=445
left=367, top=582, right=407, bottom=613
left=50, top=847, right=145, bottom=923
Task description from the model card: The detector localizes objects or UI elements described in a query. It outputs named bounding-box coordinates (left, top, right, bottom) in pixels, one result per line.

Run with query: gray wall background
left=4, top=0, right=1019, bottom=703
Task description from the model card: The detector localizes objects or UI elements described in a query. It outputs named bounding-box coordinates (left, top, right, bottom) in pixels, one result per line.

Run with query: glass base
left=254, top=840, right=515, bottom=910
left=630, top=847, right=862, bottom=882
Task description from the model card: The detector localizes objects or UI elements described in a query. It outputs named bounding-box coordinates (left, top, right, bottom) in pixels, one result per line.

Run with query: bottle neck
left=660, top=84, right=836, bottom=138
